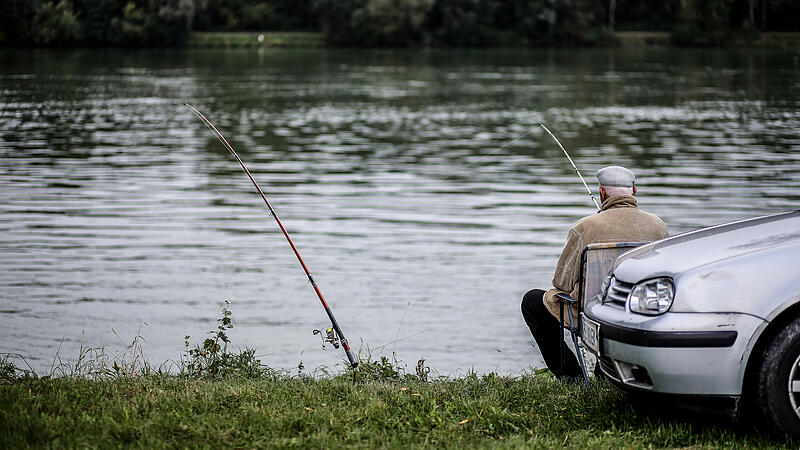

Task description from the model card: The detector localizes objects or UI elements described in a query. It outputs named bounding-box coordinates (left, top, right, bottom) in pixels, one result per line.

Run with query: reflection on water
left=1, top=48, right=799, bottom=375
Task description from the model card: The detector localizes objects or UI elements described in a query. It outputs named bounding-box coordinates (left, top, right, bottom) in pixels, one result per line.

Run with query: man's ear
left=598, top=186, right=606, bottom=201
left=632, top=185, right=637, bottom=196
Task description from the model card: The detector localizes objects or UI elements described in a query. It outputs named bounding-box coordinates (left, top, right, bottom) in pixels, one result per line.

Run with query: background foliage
left=0, top=0, right=202, bottom=47
left=1, top=0, right=799, bottom=48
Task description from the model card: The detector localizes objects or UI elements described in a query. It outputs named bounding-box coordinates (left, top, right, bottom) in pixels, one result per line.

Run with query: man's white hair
left=600, top=185, right=634, bottom=196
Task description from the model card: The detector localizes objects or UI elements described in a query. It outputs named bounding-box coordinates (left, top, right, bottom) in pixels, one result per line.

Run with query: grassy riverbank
left=0, top=370, right=791, bottom=448
left=188, top=31, right=324, bottom=48
left=755, top=32, right=800, bottom=51
left=614, top=31, right=800, bottom=50
left=0, top=303, right=792, bottom=448
left=187, top=30, right=800, bottom=51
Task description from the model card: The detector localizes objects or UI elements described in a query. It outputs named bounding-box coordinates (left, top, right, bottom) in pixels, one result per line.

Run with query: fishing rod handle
left=344, top=344, right=359, bottom=369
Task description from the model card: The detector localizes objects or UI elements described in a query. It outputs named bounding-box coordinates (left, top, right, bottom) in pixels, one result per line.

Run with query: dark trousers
left=521, top=289, right=583, bottom=379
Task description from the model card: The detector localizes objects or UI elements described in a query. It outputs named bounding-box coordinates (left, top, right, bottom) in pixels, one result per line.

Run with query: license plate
left=582, top=315, right=601, bottom=356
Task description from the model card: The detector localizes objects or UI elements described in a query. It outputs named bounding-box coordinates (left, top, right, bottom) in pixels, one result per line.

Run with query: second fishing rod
left=478, top=123, right=600, bottom=210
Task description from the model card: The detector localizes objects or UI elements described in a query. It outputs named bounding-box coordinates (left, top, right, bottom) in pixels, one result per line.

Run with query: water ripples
left=1, top=48, right=798, bottom=374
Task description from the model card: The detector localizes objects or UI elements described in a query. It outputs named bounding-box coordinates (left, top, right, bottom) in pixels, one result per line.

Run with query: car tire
left=756, top=315, right=800, bottom=439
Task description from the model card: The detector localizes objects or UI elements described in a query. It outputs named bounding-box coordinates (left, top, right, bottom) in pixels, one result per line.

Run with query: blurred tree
left=611, top=0, right=681, bottom=31
left=2, top=0, right=797, bottom=47
left=671, top=0, right=734, bottom=45
left=240, top=2, right=276, bottom=29
left=541, top=0, right=606, bottom=45
left=195, top=0, right=315, bottom=31
left=32, top=0, right=82, bottom=46
left=275, top=0, right=317, bottom=30
left=110, top=2, right=149, bottom=45
left=313, top=0, right=368, bottom=45
left=202, top=0, right=245, bottom=29
left=765, top=0, right=800, bottom=31
left=72, top=0, right=126, bottom=44
left=426, top=0, right=497, bottom=46
left=351, top=0, right=435, bottom=46
left=0, top=0, right=37, bottom=46
left=156, top=0, right=201, bottom=44
left=71, top=0, right=203, bottom=46
left=728, top=0, right=800, bottom=31
left=608, top=0, right=615, bottom=31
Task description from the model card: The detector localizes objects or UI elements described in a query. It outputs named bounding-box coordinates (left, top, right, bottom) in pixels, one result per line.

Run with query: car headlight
left=628, top=277, right=674, bottom=315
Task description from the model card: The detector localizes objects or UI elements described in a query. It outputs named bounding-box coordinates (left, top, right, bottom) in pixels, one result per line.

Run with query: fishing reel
left=313, top=326, right=340, bottom=349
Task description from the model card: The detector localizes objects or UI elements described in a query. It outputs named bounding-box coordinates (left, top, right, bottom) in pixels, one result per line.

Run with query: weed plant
left=180, top=301, right=272, bottom=380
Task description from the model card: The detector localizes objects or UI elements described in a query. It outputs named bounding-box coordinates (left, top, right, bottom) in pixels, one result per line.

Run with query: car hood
left=613, top=211, right=800, bottom=282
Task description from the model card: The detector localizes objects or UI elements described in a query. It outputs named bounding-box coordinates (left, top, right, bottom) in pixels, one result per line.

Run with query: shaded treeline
left=0, top=0, right=201, bottom=47
left=1, top=0, right=799, bottom=48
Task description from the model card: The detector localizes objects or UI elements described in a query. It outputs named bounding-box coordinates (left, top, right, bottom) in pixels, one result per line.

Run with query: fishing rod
left=184, top=103, right=359, bottom=372
left=540, top=124, right=600, bottom=211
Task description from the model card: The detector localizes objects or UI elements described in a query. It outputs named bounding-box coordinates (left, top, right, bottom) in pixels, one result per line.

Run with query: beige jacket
left=543, top=195, right=670, bottom=321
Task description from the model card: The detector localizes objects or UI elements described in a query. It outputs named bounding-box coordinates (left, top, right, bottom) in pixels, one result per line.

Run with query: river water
left=1, top=48, right=798, bottom=376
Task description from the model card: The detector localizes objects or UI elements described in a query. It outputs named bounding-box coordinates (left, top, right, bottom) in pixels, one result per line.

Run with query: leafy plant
left=351, top=354, right=434, bottom=382
left=181, top=301, right=272, bottom=379
left=354, top=355, right=404, bottom=381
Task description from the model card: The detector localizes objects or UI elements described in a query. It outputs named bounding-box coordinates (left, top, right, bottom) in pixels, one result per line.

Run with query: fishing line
left=495, top=348, right=525, bottom=372
left=462, top=126, right=539, bottom=170
left=123, top=105, right=184, bottom=157
left=393, top=300, right=412, bottom=355
left=371, top=330, right=425, bottom=352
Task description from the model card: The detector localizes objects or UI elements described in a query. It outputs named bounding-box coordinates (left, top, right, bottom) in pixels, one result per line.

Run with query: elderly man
left=521, top=166, right=669, bottom=379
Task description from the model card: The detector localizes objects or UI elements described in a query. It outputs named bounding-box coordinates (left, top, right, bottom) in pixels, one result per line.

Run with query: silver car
left=582, top=211, right=800, bottom=437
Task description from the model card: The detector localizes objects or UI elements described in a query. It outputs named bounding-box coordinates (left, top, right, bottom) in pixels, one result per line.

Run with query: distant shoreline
left=184, top=31, right=800, bottom=51
left=187, top=31, right=325, bottom=48
left=613, top=31, right=800, bottom=50
left=3, top=31, right=798, bottom=51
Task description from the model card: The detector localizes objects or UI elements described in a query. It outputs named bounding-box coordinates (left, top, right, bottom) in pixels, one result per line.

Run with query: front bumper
left=584, top=303, right=766, bottom=396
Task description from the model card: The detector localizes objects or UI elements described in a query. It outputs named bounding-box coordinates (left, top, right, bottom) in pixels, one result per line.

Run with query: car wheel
left=756, top=315, right=800, bottom=439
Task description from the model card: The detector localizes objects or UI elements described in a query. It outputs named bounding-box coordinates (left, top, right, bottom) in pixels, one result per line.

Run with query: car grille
left=605, top=277, right=633, bottom=306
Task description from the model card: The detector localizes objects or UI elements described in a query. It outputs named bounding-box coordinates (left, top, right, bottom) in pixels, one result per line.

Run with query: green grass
left=0, top=371, right=791, bottom=448
left=613, top=31, right=671, bottom=47
left=188, top=31, right=323, bottom=48
left=0, top=303, right=792, bottom=448
left=186, top=30, right=800, bottom=50
left=756, top=32, right=800, bottom=51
